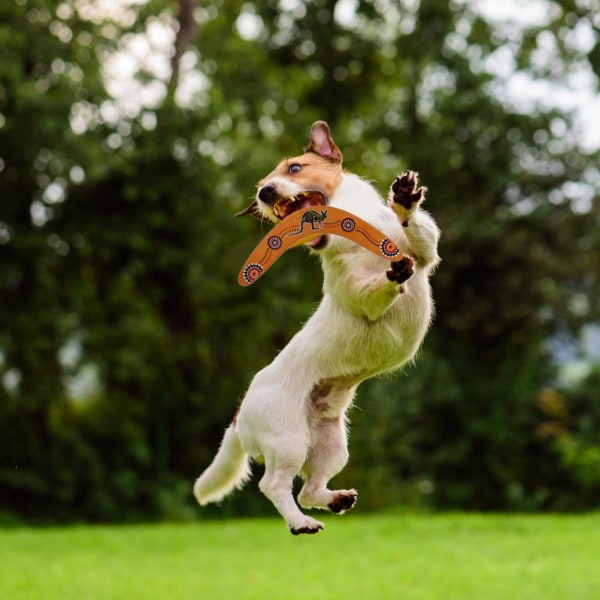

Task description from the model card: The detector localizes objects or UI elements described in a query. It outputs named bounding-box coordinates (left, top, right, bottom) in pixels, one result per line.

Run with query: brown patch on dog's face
left=259, top=152, right=343, bottom=205
left=236, top=121, right=344, bottom=222
left=237, top=152, right=343, bottom=224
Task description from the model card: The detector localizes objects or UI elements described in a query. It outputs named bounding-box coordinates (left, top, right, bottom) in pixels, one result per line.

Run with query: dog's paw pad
left=290, top=522, right=324, bottom=535
left=391, top=171, right=426, bottom=209
left=386, top=256, right=414, bottom=284
left=289, top=515, right=325, bottom=535
left=328, top=489, right=358, bottom=514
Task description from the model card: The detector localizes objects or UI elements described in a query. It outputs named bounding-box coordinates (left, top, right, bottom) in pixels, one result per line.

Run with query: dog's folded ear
left=305, top=121, right=343, bottom=164
left=235, top=200, right=270, bottom=222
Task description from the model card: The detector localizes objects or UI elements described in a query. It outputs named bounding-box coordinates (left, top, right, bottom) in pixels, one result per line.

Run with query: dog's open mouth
left=236, top=190, right=329, bottom=249
left=273, top=191, right=327, bottom=219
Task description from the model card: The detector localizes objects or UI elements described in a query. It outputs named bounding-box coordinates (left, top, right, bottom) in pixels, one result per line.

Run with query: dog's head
left=237, top=121, right=343, bottom=249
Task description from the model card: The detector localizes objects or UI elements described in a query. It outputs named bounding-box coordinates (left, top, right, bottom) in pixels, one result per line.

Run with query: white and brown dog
left=194, top=121, right=440, bottom=534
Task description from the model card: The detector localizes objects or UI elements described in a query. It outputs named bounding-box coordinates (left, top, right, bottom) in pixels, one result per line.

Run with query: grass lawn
left=1, top=512, right=599, bottom=599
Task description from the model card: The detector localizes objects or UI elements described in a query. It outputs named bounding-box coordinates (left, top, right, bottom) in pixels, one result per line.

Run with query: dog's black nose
left=258, top=184, right=277, bottom=203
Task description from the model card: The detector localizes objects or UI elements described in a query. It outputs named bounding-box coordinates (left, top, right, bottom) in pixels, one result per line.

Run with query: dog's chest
left=304, top=291, right=430, bottom=382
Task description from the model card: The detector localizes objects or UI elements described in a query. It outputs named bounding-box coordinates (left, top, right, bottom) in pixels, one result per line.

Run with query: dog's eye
left=288, top=164, right=302, bottom=174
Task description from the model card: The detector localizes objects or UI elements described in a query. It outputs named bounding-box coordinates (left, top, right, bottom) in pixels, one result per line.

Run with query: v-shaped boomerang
left=238, top=205, right=403, bottom=286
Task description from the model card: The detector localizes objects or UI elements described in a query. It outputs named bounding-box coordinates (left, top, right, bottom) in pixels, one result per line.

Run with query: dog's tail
left=193, top=423, right=251, bottom=505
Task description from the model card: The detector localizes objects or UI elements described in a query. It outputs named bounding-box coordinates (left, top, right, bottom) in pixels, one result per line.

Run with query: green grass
left=1, top=512, right=599, bottom=599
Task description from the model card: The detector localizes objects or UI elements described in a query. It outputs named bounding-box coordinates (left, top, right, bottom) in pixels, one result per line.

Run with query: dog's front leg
left=324, top=254, right=414, bottom=321
left=389, top=171, right=440, bottom=268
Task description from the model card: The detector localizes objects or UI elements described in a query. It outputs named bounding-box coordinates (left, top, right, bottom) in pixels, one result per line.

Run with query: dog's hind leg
left=298, top=388, right=358, bottom=514
left=236, top=373, right=325, bottom=535
left=259, top=445, right=325, bottom=535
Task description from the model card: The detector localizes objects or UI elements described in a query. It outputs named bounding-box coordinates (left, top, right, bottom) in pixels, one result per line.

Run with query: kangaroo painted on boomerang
left=194, top=121, right=441, bottom=534
left=290, top=208, right=328, bottom=235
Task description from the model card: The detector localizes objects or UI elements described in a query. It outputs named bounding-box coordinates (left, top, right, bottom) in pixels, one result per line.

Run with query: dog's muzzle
left=236, top=188, right=327, bottom=225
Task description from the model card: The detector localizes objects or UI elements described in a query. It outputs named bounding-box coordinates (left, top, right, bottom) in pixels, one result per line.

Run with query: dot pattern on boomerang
left=238, top=205, right=403, bottom=286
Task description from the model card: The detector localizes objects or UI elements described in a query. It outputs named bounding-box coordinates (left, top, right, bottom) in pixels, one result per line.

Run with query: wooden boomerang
left=238, top=206, right=403, bottom=286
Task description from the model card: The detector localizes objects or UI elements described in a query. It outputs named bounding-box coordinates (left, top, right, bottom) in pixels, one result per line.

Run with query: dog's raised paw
left=328, top=489, right=358, bottom=514
left=386, top=256, right=414, bottom=284
left=391, top=171, right=426, bottom=210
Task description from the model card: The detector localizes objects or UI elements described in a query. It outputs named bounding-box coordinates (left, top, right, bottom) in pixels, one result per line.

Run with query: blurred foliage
left=0, top=0, right=599, bottom=523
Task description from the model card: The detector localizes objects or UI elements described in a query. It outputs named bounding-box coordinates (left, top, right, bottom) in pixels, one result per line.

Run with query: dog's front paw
left=389, top=171, right=426, bottom=226
left=391, top=170, right=426, bottom=209
left=386, top=256, right=414, bottom=285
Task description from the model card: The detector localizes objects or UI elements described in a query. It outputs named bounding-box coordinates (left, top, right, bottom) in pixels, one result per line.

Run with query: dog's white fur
left=194, top=122, right=440, bottom=534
